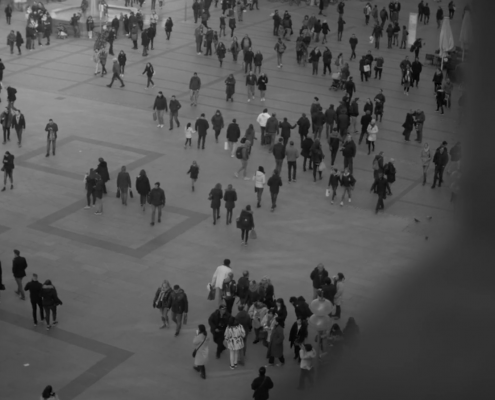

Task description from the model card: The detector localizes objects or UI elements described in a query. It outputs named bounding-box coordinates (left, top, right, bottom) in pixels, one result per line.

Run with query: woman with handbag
left=224, top=316, right=245, bottom=369
left=153, top=280, right=173, bottom=328
left=237, top=204, right=254, bottom=245
left=193, top=324, right=209, bottom=379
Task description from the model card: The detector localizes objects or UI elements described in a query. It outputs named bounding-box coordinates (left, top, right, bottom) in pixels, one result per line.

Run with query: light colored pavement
left=0, top=1, right=462, bottom=399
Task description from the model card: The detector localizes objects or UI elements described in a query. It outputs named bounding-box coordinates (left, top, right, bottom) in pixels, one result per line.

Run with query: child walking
left=184, top=123, right=195, bottom=148
left=187, top=161, right=199, bottom=191
left=326, top=167, right=340, bottom=204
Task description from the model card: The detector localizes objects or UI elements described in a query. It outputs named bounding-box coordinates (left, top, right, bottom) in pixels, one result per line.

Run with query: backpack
left=235, top=146, right=244, bottom=159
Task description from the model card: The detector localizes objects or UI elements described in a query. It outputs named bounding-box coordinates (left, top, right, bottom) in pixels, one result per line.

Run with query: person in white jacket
left=366, top=119, right=378, bottom=155
left=256, top=108, right=271, bottom=145
left=297, top=343, right=316, bottom=390
left=253, top=166, right=266, bottom=208
left=211, top=260, right=233, bottom=306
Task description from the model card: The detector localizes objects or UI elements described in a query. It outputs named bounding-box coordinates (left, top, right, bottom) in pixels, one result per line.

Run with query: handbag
left=116, top=188, right=121, bottom=198
left=207, top=283, right=216, bottom=300
left=153, top=111, right=157, bottom=121
left=192, top=335, right=207, bottom=358
left=319, top=161, right=327, bottom=172
left=363, top=65, right=370, bottom=72
left=129, top=189, right=134, bottom=198
left=224, top=141, right=229, bottom=150
left=236, top=217, right=241, bottom=229
left=250, top=229, right=257, bottom=240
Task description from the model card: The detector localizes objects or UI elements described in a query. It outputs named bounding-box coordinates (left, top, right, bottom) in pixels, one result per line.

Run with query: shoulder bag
left=192, top=336, right=207, bottom=358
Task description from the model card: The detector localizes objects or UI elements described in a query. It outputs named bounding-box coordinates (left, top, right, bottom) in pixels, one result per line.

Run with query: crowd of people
left=0, top=0, right=465, bottom=398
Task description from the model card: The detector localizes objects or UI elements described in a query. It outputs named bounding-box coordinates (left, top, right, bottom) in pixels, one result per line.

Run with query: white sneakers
left=340, top=201, right=344, bottom=206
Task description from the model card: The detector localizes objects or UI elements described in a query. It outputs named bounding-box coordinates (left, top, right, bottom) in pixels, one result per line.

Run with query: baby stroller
left=330, top=72, right=342, bottom=91
left=57, top=25, right=68, bottom=39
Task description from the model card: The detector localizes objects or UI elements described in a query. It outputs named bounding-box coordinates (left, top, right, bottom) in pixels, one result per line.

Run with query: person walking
left=246, top=71, right=257, bottom=102
left=45, top=119, right=58, bottom=157
left=167, top=284, right=189, bottom=336
left=116, top=166, right=131, bottom=206
left=337, top=16, right=345, bottom=41
left=153, top=91, right=167, bottom=128
left=254, top=51, right=263, bottom=74
left=209, top=183, right=223, bottom=225
left=210, top=110, right=225, bottom=143
left=359, top=110, right=372, bottom=145
left=12, top=249, right=28, bottom=300
left=339, top=168, right=355, bottom=206
left=169, top=95, right=182, bottom=130
left=251, top=367, right=274, bottom=400
left=297, top=344, right=316, bottom=390
left=189, top=72, right=201, bottom=106
left=186, top=161, right=199, bottom=191
left=95, top=158, right=110, bottom=195
left=41, top=279, right=62, bottom=330
left=238, top=204, right=254, bottom=245
left=195, top=113, right=209, bottom=150
left=5, top=3, right=13, bottom=25
left=341, top=134, right=356, bottom=174
left=24, top=273, right=44, bottom=326
left=431, top=144, right=449, bottom=189
left=402, top=110, right=415, bottom=141
left=225, top=316, right=246, bottom=369
left=2, top=151, right=14, bottom=191
left=193, top=324, right=209, bottom=379
left=223, top=184, right=237, bottom=225
left=15, top=31, right=24, bottom=55
left=11, top=110, right=26, bottom=148
left=274, top=38, right=287, bottom=68
left=272, top=138, right=285, bottom=175
left=209, top=304, right=231, bottom=358
left=142, top=62, right=155, bottom=88
left=327, top=167, right=340, bottom=205
left=226, top=119, right=241, bottom=157
left=83, top=169, right=97, bottom=209
left=217, top=41, right=227, bottom=66
left=371, top=172, right=391, bottom=213
left=257, top=109, right=270, bottom=145
left=435, top=87, right=446, bottom=115
left=253, top=166, right=266, bottom=208
left=349, top=34, right=358, bottom=60
left=285, top=141, right=299, bottom=183
left=266, top=318, right=285, bottom=366
left=309, top=47, right=322, bottom=75
left=267, top=169, right=282, bottom=212
left=235, top=304, right=252, bottom=364
left=165, top=17, right=173, bottom=40
left=106, top=58, right=125, bottom=88
left=153, top=280, right=173, bottom=328
left=257, top=73, right=268, bottom=102
left=99, top=47, right=108, bottom=77
left=366, top=119, right=378, bottom=155
left=310, top=139, right=324, bottom=182
left=148, top=182, right=165, bottom=226
left=135, top=170, right=151, bottom=211
left=235, top=138, right=250, bottom=179
left=266, top=113, right=280, bottom=153
left=411, top=57, right=423, bottom=88
left=225, top=74, right=236, bottom=101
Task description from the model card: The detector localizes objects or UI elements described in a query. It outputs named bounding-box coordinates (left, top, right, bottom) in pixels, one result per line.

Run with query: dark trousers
left=109, top=73, right=124, bottom=87
left=198, top=133, right=206, bottom=149
left=329, top=138, right=340, bottom=165
left=359, top=127, right=367, bottom=144
left=214, top=332, right=226, bottom=356
left=376, top=194, right=385, bottom=212
left=350, top=48, right=356, bottom=59
left=244, top=61, right=252, bottom=73
left=323, top=62, right=331, bottom=75
left=432, top=165, right=445, bottom=187
left=375, top=67, right=382, bottom=79
left=313, top=165, right=322, bottom=181
left=241, top=229, right=249, bottom=243
left=44, top=305, right=57, bottom=325
left=312, top=61, right=318, bottom=75
left=298, top=368, right=314, bottom=389
left=86, top=190, right=96, bottom=206
left=268, top=355, right=285, bottom=364
left=337, top=30, right=343, bottom=41
left=360, top=71, right=368, bottom=82
left=303, top=156, right=313, bottom=171
left=31, top=299, right=44, bottom=324
left=2, top=127, right=10, bottom=143
left=436, top=100, right=444, bottom=113
left=214, top=129, right=221, bottom=141
left=147, top=76, right=154, bottom=87
left=270, top=192, right=278, bottom=208
left=344, top=157, right=353, bottom=174
left=288, top=161, right=296, bottom=181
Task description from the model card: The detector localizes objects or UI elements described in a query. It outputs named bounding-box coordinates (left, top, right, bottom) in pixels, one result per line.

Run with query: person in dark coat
left=238, top=204, right=254, bottom=245
left=24, top=273, right=44, bottom=325
left=226, top=119, right=241, bottom=156
left=135, top=169, right=151, bottom=210
left=383, top=159, right=396, bottom=195
left=225, top=74, right=236, bottom=101
left=297, top=296, right=313, bottom=320
left=267, top=169, right=282, bottom=212
left=208, top=304, right=231, bottom=358
left=251, top=367, right=274, bottom=400
left=370, top=172, right=391, bottom=213
left=402, top=110, right=415, bottom=141
left=12, top=249, right=28, bottom=300
left=310, top=139, right=324, bottom=182
left=301, top=135, right=314, bottom=171
left=166, top=284, right=189, bottom=336
left=310, top=264, right=329, bottom=299
left=411, top=58, right=423, bottom=88
left=41, top=279, right=62, bottom=330
left=237, top=271, right=250, bottom=306
left=96, top=158, right=110, bottom=194
left=321, top=277, right=337, bottom=304
left=289, top=318, right=308, bottom=361
left=266, top=318, right=285, bottom=366
left=431, top=144, right=449, bottom=188
left=116, top=166, right=131, bottom=205
left=223, top=184, right=237, bottom=225
left=186, top=161, right=199, bottom=191
left=209, top=183, right=223, bottom=224
left=297, top=113, right=311, bottom=146
left=195, top=113, right=209, bottom=150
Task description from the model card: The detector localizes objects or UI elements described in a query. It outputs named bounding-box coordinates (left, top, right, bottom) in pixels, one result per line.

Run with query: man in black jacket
left=195, top=113, right=209, bottom=149
left=349, top=34, right=358, bottom=60
left=208, top=304, right=230, bottom=358
left=371, top=172, right=391, bottom=213
left=153, top=91, right=168, bottom=128
left=149, top=182, right=166, bottom=226
left=24, top=273, right=44, bottom=325
left=12, top=249, right=28, bottom=300
left=167, top=284, right=188, bottom=336
left=310, top=263, right=329, bottom=299
left=251, top=367, right=274, bottom=400
left=297, top=113, right=310, bottom=146
left=341, top=134, right=356, bottom=174
left=432, top=144, right=449, bottom=188
left=272, top=138, right=286, bottom=175
left=289, top=319, right=308, bottom=361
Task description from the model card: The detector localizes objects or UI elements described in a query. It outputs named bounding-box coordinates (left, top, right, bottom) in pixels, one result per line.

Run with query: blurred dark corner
left=279, top=1, right=495, bottom=399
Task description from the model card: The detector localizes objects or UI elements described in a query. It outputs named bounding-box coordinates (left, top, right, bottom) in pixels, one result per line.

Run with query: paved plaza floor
left=0, top=1, right=462, bottom=399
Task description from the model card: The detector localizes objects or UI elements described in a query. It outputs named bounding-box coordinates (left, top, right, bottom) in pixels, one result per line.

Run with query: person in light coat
left=224, top=316, right=246, bottom=369
left=253, top=166, right=266, bottom=208
left=330, top=273, right=345, bottom=320
left=366, top=119, right=378, bottom=155
left=249, top=301, right=268, bottom=344
left=256, top=109, right=271, bottom=145
left=211, top=260, right=233, bottom=306
left=193, top=324, right=210, bottom=379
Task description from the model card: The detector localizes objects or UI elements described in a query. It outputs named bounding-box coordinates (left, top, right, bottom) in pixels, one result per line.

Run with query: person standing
left=11, top=110, right=26, bottom=148
left=246, top=71, right=257, bottom=102
left=41, top=279, right=62, bottom=330
left=225, top=316, right=246, bottom=369
left=209, top=304, right=231, bottom=358
left=267, top=169, right=282, bottom=212
left=251, top=367, right=274, bottom=400
left=285, top=141, right=299, bottom=183
left=153, top=280, right=173, bottom=328
left=5, top=3, right=13, bottom=25
left=431, top=144, right=449, bottom=189
left=327, top=167, right=340, bottom=205
left=309, top=47, right=322, bottom=75
left=16, top=31, right=24, bottom=55
left=254, top=51, right=263, bottom=74
left=186, top=160, right=199, bottom=191
left=106, top=58, right=125, bottom=88
left=257, top=73, right=268, bottom=102
left=297, top=344, right=316, bottom=390
left=83, top=169, right=97, bottom=209
left=148, top=182, right=165, bottom=226
left=274, top=38, right=286, bottom=68
left=226, top=119, right=241, bottom=157
left=99, top=47, right=108, bottom=77
left=2, top=151, right=14, bottom=191
left=374, top=55, right=384, bottom=79
left=167, top=284, right=188, bottom=336
left=164, top=17, right=173, bottom=40
left=372, top=23, right=382, bottom=49
left=257, top=109, right=270, bottom=145
left=420, top=143, right=432, bottom=186
left=411, top=57, right=423, bottom=88
left=116, top=166, right=131, bottom=206
left=337, top=16, right=345, bottom=41
left=266, top=113, right=280, bottom=152
left=209, top=183, right=223, bottom=225
left=235, top=304, right=252, bottom=364
left=169, top=95, right=181, bottom=130
left=414, top=109, right=425, bottom=143
left=135, top=170, right=151, bottom=211
left=402, top=110, right=415, bottom=141
left=24, top=273, right=44, bottom=326
left=310, top=139, right=324, bottom=182
left=96, top=158, right=110, bottom=195
left=235, top=138, right=250, bottom=179
left=366, top=120, right=378, bottom=155
left=266, top=318, right=285, bottom=366
left=330, top=273, right=345, bottom=319
left=142, top=62, right=155, bottom=88
left=12, top=250, right=28, bottom=300
left=93, top=175, right=104, bottom=215
left=153, top=91, right=167, bottom=128
left=45, top=119, right=58, bottom=157
left=238, top=204, right=254, bottom=245
left=371, top=172, right=391, bottom=213
left=189, top=72, right=201, bottom=106
left=193, top=325, right=209, bottom=379
left=359, top=110, right=372, bottom=145
left=272, top=138, right=285, bottom=175
left=435, top=87, right=446, bottom=115
left=310, top=263, right=329, bottom=300
left=224, top=184, right=237, bottom=225
left=195, top=113, right=209, bottom=150
left=211, top=260, right=233, bottom=305
left=289, top=318, right=308, bottom=361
